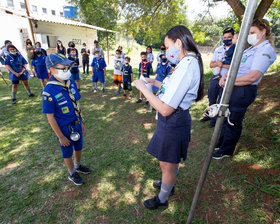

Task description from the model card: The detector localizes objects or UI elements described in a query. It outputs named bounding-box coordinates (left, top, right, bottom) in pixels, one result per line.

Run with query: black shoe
left=153, top=180, right=175, bottom=196
left=209, top=122, right=215, bottom=128
left=145, top=101, right=150, bottom=106
left=76, top=164, right=91, bottom=174
left=200, top=116, right=210, bottom=122
left=12, top=98, right=17, bottom=104
left=136, top=99, right=142, bottom=103
left=28, top=93, right=36, bottom=97
left=68, top=172, right=84, bottom=185
left=212, top=152, right=231, bottom=160
left=144, top=196, right=168, bottom=210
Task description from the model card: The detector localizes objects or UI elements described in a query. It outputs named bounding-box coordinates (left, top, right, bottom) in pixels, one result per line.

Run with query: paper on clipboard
left=140, top=75, right=153, bottom=92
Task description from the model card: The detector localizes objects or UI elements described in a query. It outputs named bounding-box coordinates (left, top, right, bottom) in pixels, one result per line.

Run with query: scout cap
left=46, top=53, right=73, bottom=69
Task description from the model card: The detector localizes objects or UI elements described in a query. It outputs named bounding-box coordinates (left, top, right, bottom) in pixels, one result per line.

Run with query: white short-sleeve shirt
left=114, top=57, right=124, bottom=75
left=147, top=53, right=154, bottom=63
left=158, top=54, right=200, bottom=110
left=237, top=40, right=277, bottom=85
left=211, top=45, right=229, bottom=76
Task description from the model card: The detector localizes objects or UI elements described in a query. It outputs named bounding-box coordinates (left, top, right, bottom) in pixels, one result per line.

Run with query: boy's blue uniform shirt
left=68, top=56, right=80, bottom=74
left=31, top=54, right=48, bottom=78
left=153, top=62, right=172, bottom=92
left=222, top=44, right=236, bottom=65
left=91, top=57, right=106, bottom=73
left=42, top=76, right=81, bottom=127
left=138, top=60, right=152, bottom=78
left=4, top=53, right=30, bottom=81
left=122, top=64, right=133, bottom=82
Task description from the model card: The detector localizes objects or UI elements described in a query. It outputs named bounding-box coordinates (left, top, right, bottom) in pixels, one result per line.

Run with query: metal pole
left=24, top=0, right=35, bottom=44
left=106, top=31, right=109, bottom=64
left=186, top=0, right=259, bottom=223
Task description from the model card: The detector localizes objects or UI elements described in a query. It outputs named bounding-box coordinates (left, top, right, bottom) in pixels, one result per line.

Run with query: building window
left=32, top=5, right=37, bottom=12
left=20, top=2, right=25, bottom=9
left=42, top=8, right=47, bottom=14
left=60, top=12, right=64, bottom=17
left=51, top=10, right=56, bottom=15
left=7, top=0, right=14, bottom=7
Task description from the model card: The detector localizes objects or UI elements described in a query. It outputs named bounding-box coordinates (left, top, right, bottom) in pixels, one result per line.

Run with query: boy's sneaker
left=76, top=164, right=91, bottom=174
left=145, top=101, right=150, bottom=106
left=102, top=88, right=105, bottom=93
left=121, top=94, right=126, bottom=98
left=29, top=93, right=36, bottom=97
left=93, top=88, right=97, bottom=93
left=116, top=90, right=120, bottom=95
left=200, top=116, right=210, bottom=122
left=212, top=151, right=231, bottom=160
left=136, top=98, right=142, bottom=103
left=68, top=172, right=84, bottom=185
left=152, top=180, right=175, bottom=196
left=12, top=98, right=17, bottom=104
left=144, top=196, right=168, bottom=210
left=128, top=95, right=133, bottom=100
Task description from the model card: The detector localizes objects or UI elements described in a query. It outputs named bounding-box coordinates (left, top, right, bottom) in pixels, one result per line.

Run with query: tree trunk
left=254, top=0, right=274, bottom=19
left=224, top=0, right=245, bottom=21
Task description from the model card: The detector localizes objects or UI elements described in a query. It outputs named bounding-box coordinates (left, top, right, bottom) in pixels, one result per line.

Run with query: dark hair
left=4, top=40, right=11, bottom=45
left=94, top=40, right=99, bottom=44
left=68, top=41, right=75, bottom=47
left=26, top=39, right=32, bottom=45
left=57, top=40, right=64, bottom=49
left=160, top=43, right=165, bottom=48
left=251, top=18, right=273, bottom=44
left=35, top=42, right=41, bottom=46
left=118, top=45, right=123, bottom=49
left=223, top=27, right=234, bottom=35
left=146, top=46, right=152, bottom=53
left=7, top=44, right=17, bottom=52
left=125, top=56, right=130, bottom=62
left=165, top=25, right=204, bottom=101
left=140, top=51, right=147, bottom=56
left=116, top=49, right=122, bottom=54
left=83, top=43, right=86, bottom=46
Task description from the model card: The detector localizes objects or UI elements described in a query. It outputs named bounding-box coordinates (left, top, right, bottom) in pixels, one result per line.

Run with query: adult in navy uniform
left=213, top=19, right=277, bottom=160
left=4, top=44, right=35, bottom=104
left=200, top=27, right=234, bottom=127
left=135, top=25, right=204, bottom=210
left=42, top=53, right=90, bottom=185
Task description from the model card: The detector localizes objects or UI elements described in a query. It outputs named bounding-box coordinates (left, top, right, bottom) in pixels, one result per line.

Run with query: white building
left=0, top=0, right=116, bottom=67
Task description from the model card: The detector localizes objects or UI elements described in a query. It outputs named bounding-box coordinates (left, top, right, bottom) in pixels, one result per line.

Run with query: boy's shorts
left=123, top=81, right=132, bottom=91
left=59, top=122, right=83, bottom=158
left=113, top=74, right=122, bottom=84
left=71, top=71, right=80, bottom=81
left=92, top=71, right=105, bottom=83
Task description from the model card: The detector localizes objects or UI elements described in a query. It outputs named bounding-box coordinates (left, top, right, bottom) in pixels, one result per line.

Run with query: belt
left=213, top=75, right=221, bottom=80
left=71, top=119, right=80, bottom=126
left=175, top=107, right=185, bottom=113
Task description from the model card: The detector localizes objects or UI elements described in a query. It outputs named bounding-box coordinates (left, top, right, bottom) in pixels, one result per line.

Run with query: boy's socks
left=74, top=161, right=81, bottom=169
left=68, top=168, right=76, bottom=176
left=158, top=182, right=174, bottom=203
left=94, top=83, right=97, bottom=89
left=26, top=88, right=32, bottom=95
left=102, top=83, right=105, bottom=88
left=12, top=92, right=16, bottom=99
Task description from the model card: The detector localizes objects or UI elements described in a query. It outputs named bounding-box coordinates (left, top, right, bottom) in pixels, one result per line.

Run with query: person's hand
left=34, top=73, right=38, bottom=78
left=104, top=72, right=106, bottom=76
left=216, top=60, right=223, bottom=67
left=14, top=72, right=20, bottom=77
left=219, top=74, right=227, bottom=87
left=82, top=122, right=86, bottom=135
left=145, top=78, right=156, bottom=85
left=58, top=136, right=71, bottom=147
left=92, top=73, right=94, bottom=77
left=134, top=79, right=147, bottom=91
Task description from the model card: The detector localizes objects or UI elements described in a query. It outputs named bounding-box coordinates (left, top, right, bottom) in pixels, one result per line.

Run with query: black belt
left=175, top=107, right=185, bottom=113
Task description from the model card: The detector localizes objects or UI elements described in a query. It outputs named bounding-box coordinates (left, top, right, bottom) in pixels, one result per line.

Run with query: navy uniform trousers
left=216, top=85, right=257, bottom=155
left=208, top=76, right=221, bottom=125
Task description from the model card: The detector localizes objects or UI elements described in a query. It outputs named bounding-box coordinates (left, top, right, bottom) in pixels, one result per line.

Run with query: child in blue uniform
left=136, top=52, right=152, bottom=105
left=121, top=56, right=133, bottom=99
left=42, top=53, right=90, bottom=186
left=91, top=49, right=107, bottom=93
left=31, top=45, right=49, bottom=88
left=68, top=49, right=81, bottom=92
left=4, top=44, right=35, bottom=104
left=152, top=53, right=171, bottom=92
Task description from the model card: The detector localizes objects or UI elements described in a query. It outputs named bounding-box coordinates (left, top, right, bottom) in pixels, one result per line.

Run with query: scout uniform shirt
left=121, top=64, right=133, bottom=82
left=42, top=76, right=81, bottom=127
left=91, top=57, right=106, bottom=74
left=237, top=40, right=276, bottom=85
left=212, top=45, right=229, bottom=76
left=138, top=60, right=152, bottom=78
left=157, top=54, right=200, bottom=110
left=31, top=54, right=48, bottom=78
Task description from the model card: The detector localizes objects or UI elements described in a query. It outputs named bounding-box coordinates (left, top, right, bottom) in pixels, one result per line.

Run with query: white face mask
left=56, top=69, right=71, bottom=80
left=247, top=33, right=260, bottom=46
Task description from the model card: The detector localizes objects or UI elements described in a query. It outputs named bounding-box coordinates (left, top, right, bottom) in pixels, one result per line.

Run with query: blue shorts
left=9, top=71, right=30, bottom=81
left=59, top=122, right=83, bottom=158
left=147, top=109, right=191, bottom=164
left=92, top=71, right=105, bottom=83
left=71, top=71, right=80, bottom=81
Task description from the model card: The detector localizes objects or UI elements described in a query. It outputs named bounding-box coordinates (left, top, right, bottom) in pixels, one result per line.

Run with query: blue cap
left=46, top=53, right=73, bottom=69
left=34, top=45, right=41, bottom=51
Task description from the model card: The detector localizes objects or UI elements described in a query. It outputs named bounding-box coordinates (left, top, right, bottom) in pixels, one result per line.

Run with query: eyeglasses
left=55, top=66, right=71, bottom=72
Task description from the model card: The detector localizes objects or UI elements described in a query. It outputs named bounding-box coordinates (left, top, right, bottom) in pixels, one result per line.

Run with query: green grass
left=0, top=64, right=279, bottom=224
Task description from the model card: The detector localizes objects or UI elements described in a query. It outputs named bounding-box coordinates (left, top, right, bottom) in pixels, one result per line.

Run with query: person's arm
left=135, top=80, right=175, bottom=116
left=210, top=60, right=222, bottom=68
left=46, top=113, right=70, bottom=146
left=32, top=65, right=38, bottom=77
left=234, top=70, right=262, bottom=86
left=5, top=65, right=20, bottom=77
left=104, top=67, right=106, bottom=76
left=145, top=77, right=161, bottom=87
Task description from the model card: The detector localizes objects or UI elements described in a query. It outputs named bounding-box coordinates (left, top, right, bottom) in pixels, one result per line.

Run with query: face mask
left=70, top=54, right=76, bottom=58
left=36, top=51, right=42, bottom=55
left=161, top=48, right=166, bottom=51
left=247, top=34, right=260, bottom=46
left=95, top=54, right=100, bottom=58
left=125, top=60, right=129, bottom=64
left=56, top=69, right=71, bottom=80
left=161, top=58, right=167, bottom=63
left=166, top=45, right=180, bottom=65
left=116, top=54, right=120, bottom=58
left=58, top=43, right=62, bottom=46
left=70, top=45, right=74, bottom=48
left=147, top=49, right=151, bottom=53
left=142, top=58, right=147, bottom=62
left=223, top=39, right=232, bottom=46
left=10, top=52, right=17, bottom=55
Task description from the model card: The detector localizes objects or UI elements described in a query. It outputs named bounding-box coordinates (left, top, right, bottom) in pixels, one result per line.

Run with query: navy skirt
left=147, top=109, right=191, bottom=164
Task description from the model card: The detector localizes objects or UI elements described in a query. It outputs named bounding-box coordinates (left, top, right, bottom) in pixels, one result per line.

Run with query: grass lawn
left=0, top=63, right=279, bottom=223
